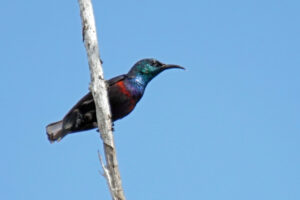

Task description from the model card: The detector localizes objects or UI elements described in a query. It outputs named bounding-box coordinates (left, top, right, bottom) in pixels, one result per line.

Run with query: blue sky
left=1, top=0, right=300, bottom=199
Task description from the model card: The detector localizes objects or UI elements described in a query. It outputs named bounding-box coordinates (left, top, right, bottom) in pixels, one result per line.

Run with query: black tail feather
left=46, top=120, right=65, bottom=142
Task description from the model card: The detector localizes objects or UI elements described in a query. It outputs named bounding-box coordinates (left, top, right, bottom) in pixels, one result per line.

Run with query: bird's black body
left=46, top=58, right=184, bottom=142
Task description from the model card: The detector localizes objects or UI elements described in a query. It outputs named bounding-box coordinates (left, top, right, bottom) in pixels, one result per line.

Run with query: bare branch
left=77, top=0, right=126, bottom=199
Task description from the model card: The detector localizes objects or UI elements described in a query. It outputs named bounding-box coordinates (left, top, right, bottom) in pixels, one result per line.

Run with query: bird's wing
left=107, top=74, right=127, bottom=86
left=61, top=74, right=127, bottom=132
left=64, top=74, right=127, bottom=117
left=62, top=92, right=95, bottom=131
left=64, top=92, right=94, bottom=117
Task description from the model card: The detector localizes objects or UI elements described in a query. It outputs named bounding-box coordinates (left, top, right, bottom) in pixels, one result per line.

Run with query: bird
left=46, top=58, right=184, bottom=142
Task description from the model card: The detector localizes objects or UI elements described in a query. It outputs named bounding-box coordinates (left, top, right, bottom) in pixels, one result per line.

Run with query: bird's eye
left=152, top=60, right=162, bottom=67
left=151, top=59, right=158, bottom=66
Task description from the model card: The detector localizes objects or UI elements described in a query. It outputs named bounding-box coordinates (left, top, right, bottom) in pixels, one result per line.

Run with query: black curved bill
left=162, top=64, right=185, bottom=70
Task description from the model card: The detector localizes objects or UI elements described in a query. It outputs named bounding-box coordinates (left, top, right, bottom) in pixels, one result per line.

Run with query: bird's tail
left=46, top=120, right=65, bottom=143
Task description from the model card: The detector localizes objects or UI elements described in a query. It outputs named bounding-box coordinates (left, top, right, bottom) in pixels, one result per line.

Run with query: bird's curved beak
left=162, top=64, right=185, bottom=70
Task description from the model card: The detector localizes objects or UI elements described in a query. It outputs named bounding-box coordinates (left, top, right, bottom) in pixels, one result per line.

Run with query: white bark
left=77, top=0, right=126, bottom=199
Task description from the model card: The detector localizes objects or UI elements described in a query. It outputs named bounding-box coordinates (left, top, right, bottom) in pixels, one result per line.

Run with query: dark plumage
left=46, top=58, right=184, bottom=142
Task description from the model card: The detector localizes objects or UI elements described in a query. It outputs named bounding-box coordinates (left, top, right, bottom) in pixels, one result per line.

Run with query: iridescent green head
left=127, top=58, right=185, bottom=85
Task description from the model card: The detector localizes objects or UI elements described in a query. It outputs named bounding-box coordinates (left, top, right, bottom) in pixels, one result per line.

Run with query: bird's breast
left=109, top=80, right=144, bottom=121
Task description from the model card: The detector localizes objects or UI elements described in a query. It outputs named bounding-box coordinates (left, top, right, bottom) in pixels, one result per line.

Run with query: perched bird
left=46, top=58, right=184, bottom=142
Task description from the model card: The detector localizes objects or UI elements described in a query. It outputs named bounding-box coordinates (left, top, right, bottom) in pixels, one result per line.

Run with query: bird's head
left=128, top=58, right=185, bottom=85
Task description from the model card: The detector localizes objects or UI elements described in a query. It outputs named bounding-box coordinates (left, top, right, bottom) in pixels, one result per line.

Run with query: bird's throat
left=135, top=75, right=146, bottom=86
left=126, top=77, right=146, bottom=98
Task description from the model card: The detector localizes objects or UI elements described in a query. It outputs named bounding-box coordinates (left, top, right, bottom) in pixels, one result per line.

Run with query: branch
left=77, top=1, right=126, bottom=199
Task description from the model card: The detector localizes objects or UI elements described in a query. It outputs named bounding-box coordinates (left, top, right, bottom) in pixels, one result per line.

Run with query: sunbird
left=46, top=58, right=184, bottom=142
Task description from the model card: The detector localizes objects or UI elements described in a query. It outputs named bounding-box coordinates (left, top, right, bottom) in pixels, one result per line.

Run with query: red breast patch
left=116, top=81, right=132, bottom=97
left=116, top=81, right=136, bottom=110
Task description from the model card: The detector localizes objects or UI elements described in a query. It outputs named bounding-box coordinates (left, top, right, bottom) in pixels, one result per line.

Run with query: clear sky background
left=1, top=0, right=299, bottom=199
